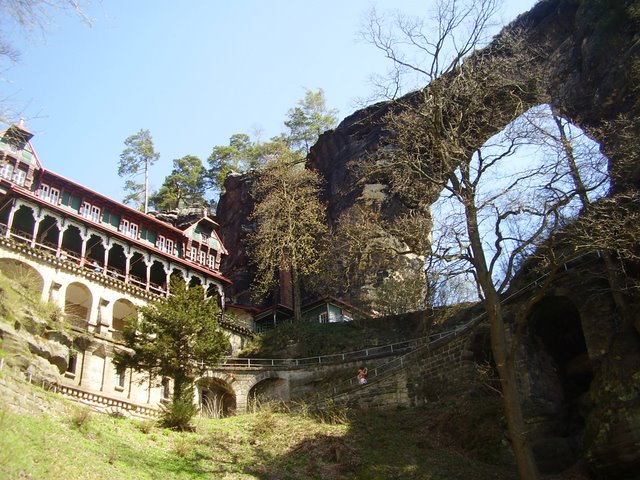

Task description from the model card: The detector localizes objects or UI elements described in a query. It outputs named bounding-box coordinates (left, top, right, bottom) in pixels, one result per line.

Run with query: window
left=207, top=254, right=216, bottom=269
left=160, top=378, right=171, bottom=401
left=120, top=219, right=139, bottom=239
left=81, top=202, right=101, bottom=222
left=12, top=167, right=27, bottom=186
left=189, top=247, right=197, bottom=262
left=156, top=235, right=166, bottom=251
left=115, top=366, right=126, bottom=390
left=199, top=250, right=206, bottom=265
left=38, top=184, right=49, bottom=199
left=39, top=184, right=60, bottom=204
left=319, top=312, right=328, bottom=324
left=50, top=187, right=60, bottom=205
left=165, top=239, right=174, bottom=255
left=0, top=162, right=13, bottom=180
left=66, top=351, right=78, bottom=378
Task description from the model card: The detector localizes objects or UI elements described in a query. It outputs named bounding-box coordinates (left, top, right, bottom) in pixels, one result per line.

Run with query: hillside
left=0, top=369, right=524, bottom=480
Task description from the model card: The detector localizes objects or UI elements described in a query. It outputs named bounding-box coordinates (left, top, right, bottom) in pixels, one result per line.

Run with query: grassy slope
left=0, top=382, right=517, bottom=480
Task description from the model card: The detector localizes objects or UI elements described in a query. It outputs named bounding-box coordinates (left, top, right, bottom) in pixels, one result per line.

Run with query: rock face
left=216, top=2, right=640, bottom=476
left=215, top=172, right=257, bottom=306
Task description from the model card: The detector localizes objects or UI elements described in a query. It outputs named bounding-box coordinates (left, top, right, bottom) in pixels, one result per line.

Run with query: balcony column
left=79, top=231, right=90, bottom=266
left=163, top=264, right=171, bottom=296
left=124, top=251, right=133, bottom=283
left=30, top=213, right=45, bottom=248
left=144, top=257, right=153, bottom=291
left=4, top=201, right=17, bottom=238
left=102, top=243, right=112, bottom=276
left=56, top=223, right=69, bottom=258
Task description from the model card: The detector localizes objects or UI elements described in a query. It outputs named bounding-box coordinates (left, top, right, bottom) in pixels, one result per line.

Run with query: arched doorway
left=112, top=298, right=136, bottom=342
left=65, top=282, right=93, bottom=329
left=197, top=377, right=236, bottom=418
left=527, top=295, right=593, bottom=473
left=248, top=376, right=287, bottom=413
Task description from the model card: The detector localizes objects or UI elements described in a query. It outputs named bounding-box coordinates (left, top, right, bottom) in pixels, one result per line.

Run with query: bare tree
left=360, top=2, right=556, bottom=476
left=248, top=150, right=328, bottom=322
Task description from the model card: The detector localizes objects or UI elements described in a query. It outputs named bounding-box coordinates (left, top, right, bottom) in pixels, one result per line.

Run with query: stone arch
left=112, top=298, right=136, bottom=342
left=247, top=371, right=287, bottom=412
left=0, top=258, right=44, bottom=294
left=526, top=294, right=593, bottom=474
left=64, top=281, right=93, bottom=329
left=196, top=376, right=237, bottom=418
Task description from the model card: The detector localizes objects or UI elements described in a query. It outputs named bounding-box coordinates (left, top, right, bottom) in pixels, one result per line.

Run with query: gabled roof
left=182, top=215, right=228, bottom=255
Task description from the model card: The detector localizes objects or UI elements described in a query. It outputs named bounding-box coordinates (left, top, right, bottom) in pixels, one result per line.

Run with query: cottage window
left=319, top=312, right=328, bottom=324
left=12, top=167, right=27, bottom=186
left=39, top=184, right=61, bottom=204
left=49, top=187, right=60, bottom=205
left=119, top=219, right=139, bottom=239
left=189, top=247, right=197, bottom=262
left=156, top=235, right=166, bottom=251
left=0, top=162, right=13, bottom=180
left=207, top=254, right=216, bottom=269
left=199, top=250, right=206, bottom=265
left=165, top=239, right=175, bottom=255
left=81, top=202, right=101, bottom=222
left=38, top=184, right=49, bottom=199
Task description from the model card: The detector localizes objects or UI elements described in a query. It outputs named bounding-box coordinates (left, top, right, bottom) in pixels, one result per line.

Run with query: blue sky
left=2, top=0, right=537, bottom=204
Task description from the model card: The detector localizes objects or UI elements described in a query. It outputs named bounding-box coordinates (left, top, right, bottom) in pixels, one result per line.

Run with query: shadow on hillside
left=243, top=398, right=518, bottom=480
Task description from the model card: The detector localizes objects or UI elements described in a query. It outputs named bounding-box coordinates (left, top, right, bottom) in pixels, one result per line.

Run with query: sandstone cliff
left=216, top=1, right=640, bottom=477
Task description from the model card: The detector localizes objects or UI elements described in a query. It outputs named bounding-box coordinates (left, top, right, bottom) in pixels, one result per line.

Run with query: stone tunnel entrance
left=527, top=295, right=593, bottom=473
left=197, top=377, right=236, bottom=418
left=247, top=377, right=287, bottom=412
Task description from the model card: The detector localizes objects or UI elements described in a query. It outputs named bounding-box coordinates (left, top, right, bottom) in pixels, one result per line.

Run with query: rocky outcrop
left=0, top=307, right=71, bottom=385
left=215, top=172, right=257, bottom=306
left=215, top=3, right=640, bottom=476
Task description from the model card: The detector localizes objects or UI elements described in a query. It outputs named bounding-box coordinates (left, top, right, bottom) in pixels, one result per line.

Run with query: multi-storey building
left=0, top=122, right=249, bottom=415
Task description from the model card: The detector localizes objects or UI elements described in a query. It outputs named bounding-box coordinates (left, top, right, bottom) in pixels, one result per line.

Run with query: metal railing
left=219, top=327, right=465, bottom=369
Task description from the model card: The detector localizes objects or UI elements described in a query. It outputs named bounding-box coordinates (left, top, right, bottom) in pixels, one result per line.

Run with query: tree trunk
left=463, top=190, right=540, bottom=480
left=292, top=267, right=302, bottom=322
left=486, top=295, right=540, bottom=480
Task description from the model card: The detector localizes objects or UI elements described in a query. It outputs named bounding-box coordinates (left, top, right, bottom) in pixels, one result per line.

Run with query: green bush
left=159, top=387, right=198, bottom=431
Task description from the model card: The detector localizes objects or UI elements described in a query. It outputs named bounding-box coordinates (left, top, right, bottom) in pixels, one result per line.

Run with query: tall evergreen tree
left=118, top=129, right=159, bottom=213
left=115, top=278, right=229, bottom=429
left=284, top=88, right=338, bottom=154
left=149, top=155, right=208, bottom=211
